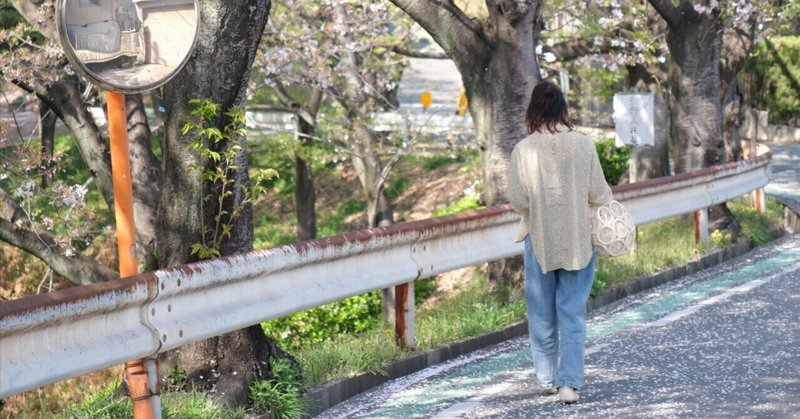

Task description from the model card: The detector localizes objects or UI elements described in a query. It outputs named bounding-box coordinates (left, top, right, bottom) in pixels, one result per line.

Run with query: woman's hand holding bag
left=590, top=200, right=636, bottom=257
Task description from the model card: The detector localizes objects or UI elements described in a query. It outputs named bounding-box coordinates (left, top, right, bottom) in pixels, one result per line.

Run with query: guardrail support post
left=753, top=188, right=766, bottom=214
left=694, top=208, right=709, bottom=244
left=108, top=91, right=159, bottom=419
left=395, top=282, right=415, bottom=349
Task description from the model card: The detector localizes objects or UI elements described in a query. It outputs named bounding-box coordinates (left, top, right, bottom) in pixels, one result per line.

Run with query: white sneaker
left=558, top=386, right=579, bottom=403
left=542, top=387, right=558, bottom=395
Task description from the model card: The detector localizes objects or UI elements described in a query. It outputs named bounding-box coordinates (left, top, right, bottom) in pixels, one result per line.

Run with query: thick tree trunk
left=464, top=5, right=540, bottom=290
left=663, top=6, right=725, bottom=173
left=467, top=11, right=540, bottom=207
left=389, top=0, right=541, bottom=206
left=668, top=20, right=725, bottom=173
left=720, top=13, right=757, bottom=163
left=390, top=0, right=542, bottom=291
left=156, top=0, right=275, bottom=407
left=651, top=0, right=738, bottom=235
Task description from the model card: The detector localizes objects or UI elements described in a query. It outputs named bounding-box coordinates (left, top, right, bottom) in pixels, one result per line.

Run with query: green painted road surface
left=319, top=145, right=800, bottom=418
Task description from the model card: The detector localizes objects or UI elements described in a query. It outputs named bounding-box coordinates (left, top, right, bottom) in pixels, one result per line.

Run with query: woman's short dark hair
left=525, top=81, right=573, bottom=134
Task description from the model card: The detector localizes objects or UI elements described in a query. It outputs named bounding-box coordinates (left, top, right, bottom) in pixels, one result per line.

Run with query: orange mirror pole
left=107, top=91, right=156, bottom=419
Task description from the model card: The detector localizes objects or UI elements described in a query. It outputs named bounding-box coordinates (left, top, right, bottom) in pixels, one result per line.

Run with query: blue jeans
left=523, top=235, right=596, bottom=390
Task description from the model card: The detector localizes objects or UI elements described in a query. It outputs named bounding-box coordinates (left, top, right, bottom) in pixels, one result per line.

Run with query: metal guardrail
left=0, top=147, right=772, bottom=398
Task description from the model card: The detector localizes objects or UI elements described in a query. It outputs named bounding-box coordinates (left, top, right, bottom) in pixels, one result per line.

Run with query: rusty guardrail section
left=0, top=147, right=772, bottom=398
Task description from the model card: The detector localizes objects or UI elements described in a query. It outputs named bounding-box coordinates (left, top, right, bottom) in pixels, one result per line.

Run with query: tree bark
left=125, top=94, right=160, bottom=270
left=293, top=89, right=323, bottom=242
left=18, top=78, right=117, bottom=210
left=647, top=0, right=725, bottom=173
left=38, top=99, right=56, bottom=188
left=156, top=0, right=275, bottom=407
left=390, top=1, right=541, bottom=207
left=649, top=0, right=739, bottom=235
left=720, top=11, right=757, bottom=163
left=294, top=118, right=317, bottom=241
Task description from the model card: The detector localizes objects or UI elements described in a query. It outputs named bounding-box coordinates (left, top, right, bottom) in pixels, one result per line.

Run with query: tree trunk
left=390, top=1, right=541, bottom=205
left=389, top=0, right=542, bottom=291
left=38, top=99, right=56, bottom=188
left=125, top=94, right=161, bottom=270
left=294, top=109, right=317, bottom=242
left=466, top=5, right=540, bottom=290
left=467, top=11, right=540, bottom=207
left=657, top=4, right=725, bottom=173
left=720, top=12, right=757, bottom=163
left=156, top=0, right=275, bottom=408
left=650, top=0, right=737, bottom=235
left=149, top=90, right=167, bottom=137
left=350, top=126, right=395, bottom=229
left=29, top=79, right=116, bottom=210
left=349, top=126, right=397, bottom=324
left=721, top=83, right=744, bottom=163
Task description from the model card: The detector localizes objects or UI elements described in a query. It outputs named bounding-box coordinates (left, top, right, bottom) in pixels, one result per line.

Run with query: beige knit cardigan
left=508, top=126, right=612, bottom=273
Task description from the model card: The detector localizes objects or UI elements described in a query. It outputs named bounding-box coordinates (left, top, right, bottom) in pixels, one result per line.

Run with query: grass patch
left=49, top=382, right=246, bottom=419
left=293, top=273, right=524, bottom=388
left=432, top=194, right=483, bottom=217
left=594, top=195, right=784, bottom=296
left=296, top=328, right=405, bottom=388
left=728, top=196, right=783, bottom=246
left=405, top=148, right=480, bottom=172
left=414, top=273, right=526, bottom=349
left=250, top=358, right=307, bottom=419
left=594, top=216, right=704, bottom=295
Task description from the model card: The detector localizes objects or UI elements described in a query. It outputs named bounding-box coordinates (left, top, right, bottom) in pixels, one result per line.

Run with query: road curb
left=304, top=201, right=799, bottom=417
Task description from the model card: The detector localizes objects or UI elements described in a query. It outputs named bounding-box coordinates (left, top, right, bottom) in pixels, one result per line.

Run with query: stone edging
left=304, top=199, right=798, bottom=417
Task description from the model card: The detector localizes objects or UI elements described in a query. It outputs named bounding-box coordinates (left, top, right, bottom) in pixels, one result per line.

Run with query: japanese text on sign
left=613, top=93, right=654, bottom=147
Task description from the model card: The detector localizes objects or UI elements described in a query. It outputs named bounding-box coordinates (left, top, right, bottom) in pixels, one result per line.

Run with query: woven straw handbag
left=590, top=200, right=636, bottom=257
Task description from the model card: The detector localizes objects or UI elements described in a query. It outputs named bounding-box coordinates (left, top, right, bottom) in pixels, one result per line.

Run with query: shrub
left=262, top=292, right=382, bottom=350
left=594, top=138, right=630, bottom=185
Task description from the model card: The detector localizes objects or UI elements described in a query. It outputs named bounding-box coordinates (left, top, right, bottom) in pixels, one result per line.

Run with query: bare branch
left=0, top=190, right=116, bottom=285
left=646, top=0, right=681, bottom=27
left=271, top=82, right=297, bottom=106
left=548, top=27, right=637, bottom=61
left=388, top=0, right=489, bottom=63
left=247, top=104, right=301, bottom=114
left=391, top=45, right=449, bottom=59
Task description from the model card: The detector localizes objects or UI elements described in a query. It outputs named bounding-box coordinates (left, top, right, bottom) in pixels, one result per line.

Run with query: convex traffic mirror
left=57, top=0, right=200, bottom=93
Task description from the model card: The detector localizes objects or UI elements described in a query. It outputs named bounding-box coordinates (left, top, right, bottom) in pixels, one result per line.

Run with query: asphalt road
left=318, top=145, right=800, bottom=419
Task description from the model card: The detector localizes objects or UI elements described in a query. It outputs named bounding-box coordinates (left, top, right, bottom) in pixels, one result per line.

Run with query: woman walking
left=508, top=81, right=612, bottom=404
